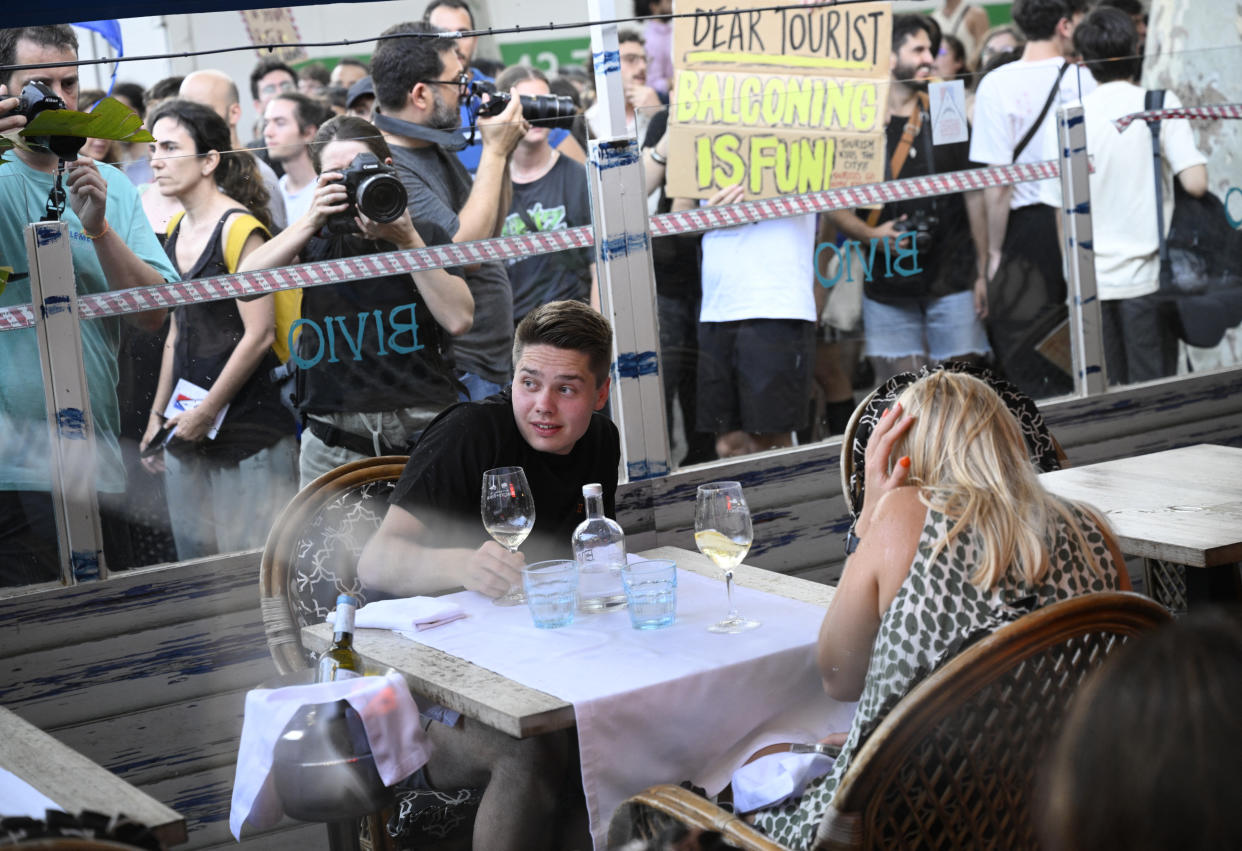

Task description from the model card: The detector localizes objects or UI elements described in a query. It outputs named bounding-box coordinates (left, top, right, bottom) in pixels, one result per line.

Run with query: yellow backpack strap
left=221, top=212, right=301, bottom=363
left=166, top=210, right=186, bottom=239
left=222, top=212, right=269, bottom=274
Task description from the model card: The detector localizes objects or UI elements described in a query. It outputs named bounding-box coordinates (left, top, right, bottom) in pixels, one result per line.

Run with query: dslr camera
left=7, top=81, right=85, bottom=161
left=323, top=152, right=408, bottom=235
left=472, top=80, right=577, bottom=133
left=901, top=207, right=939, bottom=255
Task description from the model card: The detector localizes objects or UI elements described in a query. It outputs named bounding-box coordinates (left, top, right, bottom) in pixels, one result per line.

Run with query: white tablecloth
left=394, top=567, right=856, bottom=848
left=0, top=766, right=61, bottom=818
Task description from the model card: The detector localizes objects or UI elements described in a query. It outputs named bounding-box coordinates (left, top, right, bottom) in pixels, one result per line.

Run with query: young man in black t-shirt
left=356, top=300, right=616, bottom=850
left=358, top=299, right=618, bottom=599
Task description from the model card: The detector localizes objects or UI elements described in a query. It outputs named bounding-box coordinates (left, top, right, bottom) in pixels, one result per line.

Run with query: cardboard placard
left=669, top=0, right=891, bottom=200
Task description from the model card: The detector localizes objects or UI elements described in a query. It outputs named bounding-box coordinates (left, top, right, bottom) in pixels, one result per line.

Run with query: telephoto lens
left=472, top=81, right=577, bottom=132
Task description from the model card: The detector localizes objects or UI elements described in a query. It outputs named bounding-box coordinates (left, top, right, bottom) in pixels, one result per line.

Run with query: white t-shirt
left=1039, top=82, right=1207, bottom=300
left=969, top=56, right=1097, bottom=209
left=279, top=173, right=315, bottom=225
left=699, top=214, right=817, bottom=323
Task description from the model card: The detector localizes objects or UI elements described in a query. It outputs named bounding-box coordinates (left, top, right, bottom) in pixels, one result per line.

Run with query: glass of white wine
left=694, top=481, right=759, bottom=633
left=482, top=466, right=536, bottom=607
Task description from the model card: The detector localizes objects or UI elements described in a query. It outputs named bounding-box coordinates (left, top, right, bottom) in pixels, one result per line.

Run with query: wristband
left=82, top=220, right=111, bottom=240
left=648, top=147, right=668, bottom=166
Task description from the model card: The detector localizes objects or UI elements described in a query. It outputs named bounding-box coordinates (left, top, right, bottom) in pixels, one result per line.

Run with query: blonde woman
left=751, top=371, right=1129, bottom=849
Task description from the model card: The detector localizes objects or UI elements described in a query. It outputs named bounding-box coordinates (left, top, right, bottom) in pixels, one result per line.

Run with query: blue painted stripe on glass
left=593, top=50, right=621, bottom=74
left=71, top=549, right=101, bottom=581
left=57, top=407, right=87, bottom=440
left=616, top=350, right=658, bottom=378
left=1067, top=114, right=1085, bottom=127
left=594, top=143, right=640, bottom=171
left=41, top=295, right=71, bottom=318
left=35, top=225, right=61, bottom=246
left=599, top=232, right=650, bottom=262
left=627, top=459, right=670, bottom=480
left=1069, top=202, right=1090, bottom=215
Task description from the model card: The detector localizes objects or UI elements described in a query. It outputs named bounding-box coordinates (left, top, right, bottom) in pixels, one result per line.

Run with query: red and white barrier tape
left=0, top=157, right=1059, bottom=330
left=1113, top=102, right=1242, bottom=132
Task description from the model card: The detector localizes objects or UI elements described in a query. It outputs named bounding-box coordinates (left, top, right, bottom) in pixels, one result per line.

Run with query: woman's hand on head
left=857, top=402, right=915, bottom=536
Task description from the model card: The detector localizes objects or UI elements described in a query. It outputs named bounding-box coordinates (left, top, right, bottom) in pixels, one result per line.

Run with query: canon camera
left=472, top=80, right=576, bottom=133
left=323, top=152, right=408, bottom=235
left=6, top=81, right=85, bottom=161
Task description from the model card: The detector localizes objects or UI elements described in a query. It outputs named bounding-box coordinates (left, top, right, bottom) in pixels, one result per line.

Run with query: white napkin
left=730, top=749, right=837, bottom=814
left=349, top=597, right=468, bottom=631
left=229, top=672, right=428, bottom=839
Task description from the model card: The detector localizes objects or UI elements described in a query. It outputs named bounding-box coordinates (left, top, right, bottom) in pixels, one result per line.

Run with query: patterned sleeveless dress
left=751, top=499, right=1119, bottom=849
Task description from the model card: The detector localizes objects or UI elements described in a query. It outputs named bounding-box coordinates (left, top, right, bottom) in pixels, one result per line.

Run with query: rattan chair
left=838, top=363, right=1069, bottom=523
left=607, top=591, right=1171, bottom=850
left=257, top=456, right=480, bottom=850
left=260, top=455, right=411, bottom=674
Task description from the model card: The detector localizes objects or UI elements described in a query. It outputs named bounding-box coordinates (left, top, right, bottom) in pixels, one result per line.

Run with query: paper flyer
left=163, top=378, right=228, bottom=440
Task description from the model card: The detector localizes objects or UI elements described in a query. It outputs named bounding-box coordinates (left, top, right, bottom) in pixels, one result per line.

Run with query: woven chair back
left=258, top=456, right=408, bottom=674
left=828, top=591, right=1170, bottom=850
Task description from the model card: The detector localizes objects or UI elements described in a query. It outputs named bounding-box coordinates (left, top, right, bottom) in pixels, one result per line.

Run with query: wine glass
left=694, top=481, right=759, bottom=633
left=482, top=466, right=536, bottom=606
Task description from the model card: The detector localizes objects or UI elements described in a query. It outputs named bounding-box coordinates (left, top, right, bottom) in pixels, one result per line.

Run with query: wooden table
left=0, top=705, right=187, bottom=847
left=1040, top=443, right=1242, bottom=608
left=302, top=544, right=835, bottom=739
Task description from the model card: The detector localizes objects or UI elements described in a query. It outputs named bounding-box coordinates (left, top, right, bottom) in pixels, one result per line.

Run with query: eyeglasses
left=418, top=73, right=472, bottom=99
left=259, top=80, right=296, bottom=98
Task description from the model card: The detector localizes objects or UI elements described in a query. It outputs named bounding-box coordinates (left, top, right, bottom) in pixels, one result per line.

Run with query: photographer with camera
left=828, top=14, right=990, bottom=386
left=0, top=25, right=179, bottom=586
left=369, top=20, right=527, bottom=400
left=237, top=115, right=473, bottom=486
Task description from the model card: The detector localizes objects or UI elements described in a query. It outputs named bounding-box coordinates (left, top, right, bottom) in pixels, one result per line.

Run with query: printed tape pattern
left=1, top=159, right=1062, bottom=330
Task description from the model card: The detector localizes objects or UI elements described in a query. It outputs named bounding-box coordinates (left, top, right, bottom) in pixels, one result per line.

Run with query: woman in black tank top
left=139, top=99, right=296, bottom=560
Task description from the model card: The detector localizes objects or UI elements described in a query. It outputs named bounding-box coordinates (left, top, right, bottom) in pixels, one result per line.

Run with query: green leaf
left=21, top=97, right=154, bottom=144
left=0, top=266, right=10, bottom=296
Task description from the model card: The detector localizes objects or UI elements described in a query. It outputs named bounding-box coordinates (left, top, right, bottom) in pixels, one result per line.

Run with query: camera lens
left=518, top=94, right=577, bottom=132
left=355, top=174, right=408, bottom=224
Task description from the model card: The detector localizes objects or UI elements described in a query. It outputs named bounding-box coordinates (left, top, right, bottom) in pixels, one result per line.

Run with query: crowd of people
left=0, top=0, right=1216, bottom=585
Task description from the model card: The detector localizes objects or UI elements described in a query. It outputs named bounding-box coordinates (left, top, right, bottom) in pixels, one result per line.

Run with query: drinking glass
left=481, top=466, right=535, bottom=606
left=694, top=481, right=759, bottom=633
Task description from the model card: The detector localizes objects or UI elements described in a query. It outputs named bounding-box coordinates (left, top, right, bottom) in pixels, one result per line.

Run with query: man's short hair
left=338, top=56, right=370, bottom=73
left=111, top=81, right=147, bottom=117
left=271, top=91, right=332, bottom=132
left=618, top=29, right=645, bottom=47
left=892, top=14, right=941, bottom=56
left=423, top=0, right=475, bottom=28
left=1073, top=7, right=1141, bottom=84
left=1012, top=0, right=1088, bottom=42
left=371, top=21, right=458, bottom=113
left=1097, top=0, right=1145, bottom=17
left=0, top=25, right=77, bottom=88
left=513, top=301, right=613, bottom=388
left=299, top=62, right=331, bottom=87
left=250, top=58, right=297, bottom=101
left=145, top=75, right=185, bottom=107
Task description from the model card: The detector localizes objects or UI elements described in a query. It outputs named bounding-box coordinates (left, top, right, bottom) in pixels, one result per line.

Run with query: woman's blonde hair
left=890, top=371, right=1097, bottom=589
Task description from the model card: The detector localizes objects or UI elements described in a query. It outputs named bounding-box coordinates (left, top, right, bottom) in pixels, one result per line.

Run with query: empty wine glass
left=694, top=481, right=759, bottom=633
left=482, top=466, right=535, bottom=606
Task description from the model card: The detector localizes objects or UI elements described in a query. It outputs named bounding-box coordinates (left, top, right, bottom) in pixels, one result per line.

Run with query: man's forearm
left=455, top=150, right=509, bottom=243
left=965, top=190, right=988, bottom=276
left=358, top=532, right=475, bottom=598
left=983, top=185, right=1012, bottom=277
left=91, top=225, right=168, bottom=330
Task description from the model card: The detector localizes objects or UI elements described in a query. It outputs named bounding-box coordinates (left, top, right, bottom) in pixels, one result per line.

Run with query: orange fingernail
left=899, top=456, right=911, bottom=468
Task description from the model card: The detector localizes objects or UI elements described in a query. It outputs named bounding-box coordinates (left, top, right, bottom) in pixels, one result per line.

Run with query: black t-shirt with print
left=502, top=155, right=594, bottom=327
left=387, top=389, right=620, bottom=567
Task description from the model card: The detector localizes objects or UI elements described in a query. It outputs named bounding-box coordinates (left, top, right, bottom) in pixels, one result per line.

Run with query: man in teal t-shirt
left=0, top=25, right=179, bottom=586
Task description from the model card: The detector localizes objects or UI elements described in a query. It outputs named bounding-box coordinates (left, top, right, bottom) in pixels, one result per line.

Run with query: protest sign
left=668, top=0, right=891, bottom=199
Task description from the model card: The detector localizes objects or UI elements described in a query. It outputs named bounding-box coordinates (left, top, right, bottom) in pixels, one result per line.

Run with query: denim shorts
left=862, top=290, right=990, bottom=361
